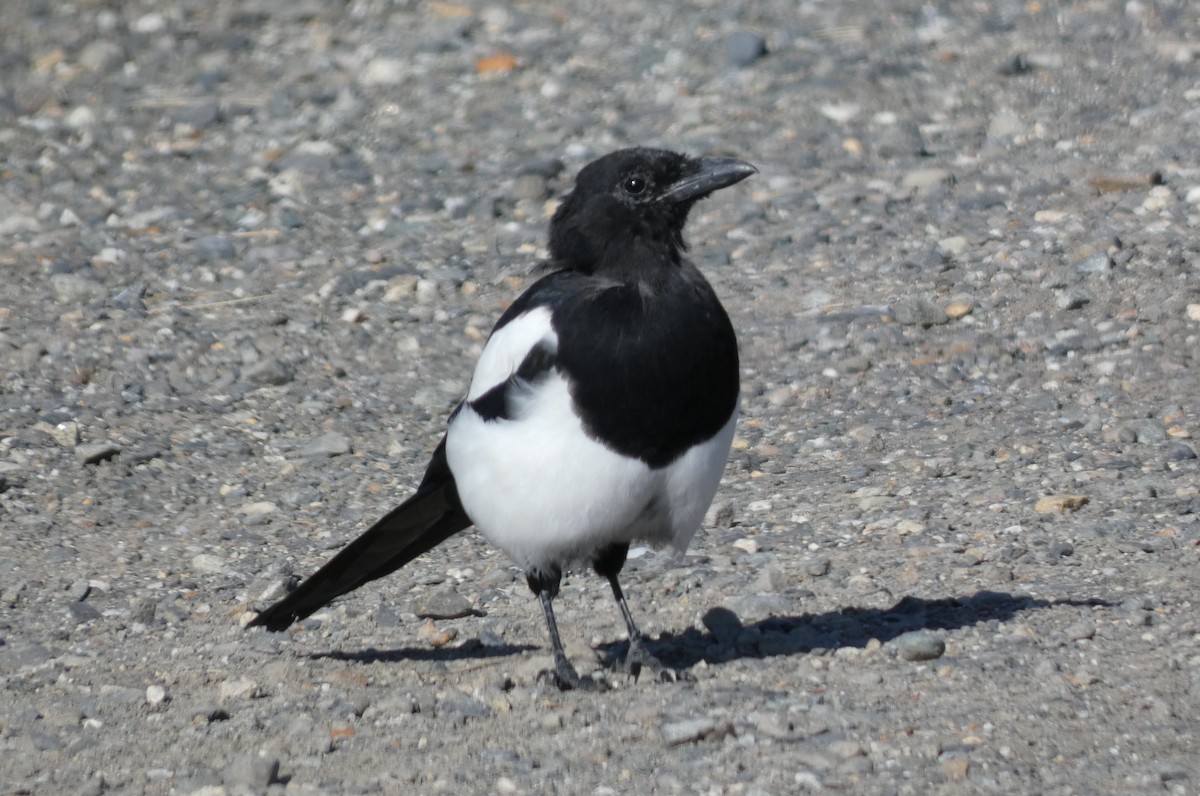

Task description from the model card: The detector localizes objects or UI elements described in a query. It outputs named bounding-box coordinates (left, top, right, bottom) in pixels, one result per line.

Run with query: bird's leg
left=605, top=574, right=687, bottom=683
left=529, top=568, right=606, bottom=691
left=593, top=542, right=688, bottom=683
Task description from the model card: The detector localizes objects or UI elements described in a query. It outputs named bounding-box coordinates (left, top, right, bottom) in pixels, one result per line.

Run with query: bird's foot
left=537, top=659, right=609, bottom=692
left=619, top=637, right=692, bottom=684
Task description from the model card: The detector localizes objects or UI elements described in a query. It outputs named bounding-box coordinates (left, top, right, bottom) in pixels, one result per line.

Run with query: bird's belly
left=445, top=374, right=736, bottom=572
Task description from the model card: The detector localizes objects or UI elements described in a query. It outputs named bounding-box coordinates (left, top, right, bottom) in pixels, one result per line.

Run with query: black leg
left=527, top=565, right=605, bottom=692
left=593, top=543, right=689, bottom=684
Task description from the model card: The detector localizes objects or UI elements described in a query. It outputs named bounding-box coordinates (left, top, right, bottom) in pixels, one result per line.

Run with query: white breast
left=445, top=305, right=736, bottom=573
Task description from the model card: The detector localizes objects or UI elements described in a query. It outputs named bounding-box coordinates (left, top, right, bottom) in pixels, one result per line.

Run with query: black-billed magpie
left=249, top=147, right=756, bottom=690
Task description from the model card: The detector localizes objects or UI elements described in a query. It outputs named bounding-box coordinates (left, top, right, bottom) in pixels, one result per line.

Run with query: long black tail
left=249, top=437, right=471, bottom=631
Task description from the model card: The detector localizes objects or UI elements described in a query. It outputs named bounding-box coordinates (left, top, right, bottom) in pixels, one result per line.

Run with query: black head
left=548, top=147, right=756, bottom=277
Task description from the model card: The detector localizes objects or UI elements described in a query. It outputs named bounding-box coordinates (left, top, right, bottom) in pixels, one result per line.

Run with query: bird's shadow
left=610, top=590, right=1113, bottom=669
left=313, top=638, right=537, bottom=665
left=309, top=590, right=1111, bottom=671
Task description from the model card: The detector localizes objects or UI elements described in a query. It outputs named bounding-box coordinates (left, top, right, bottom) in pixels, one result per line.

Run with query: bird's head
left=548, top=148, right=756, bottom=277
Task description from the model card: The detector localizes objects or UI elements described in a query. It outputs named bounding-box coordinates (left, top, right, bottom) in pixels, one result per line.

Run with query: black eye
left=622, top=175, right=647, bottom=195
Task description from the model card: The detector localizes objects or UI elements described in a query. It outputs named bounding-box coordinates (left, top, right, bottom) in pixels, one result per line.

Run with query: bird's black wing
left=249, top=437, right=470, bottom=631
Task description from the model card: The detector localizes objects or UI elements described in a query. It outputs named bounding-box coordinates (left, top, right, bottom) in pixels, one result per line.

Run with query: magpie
left=249, top=147, right=757, bottom=690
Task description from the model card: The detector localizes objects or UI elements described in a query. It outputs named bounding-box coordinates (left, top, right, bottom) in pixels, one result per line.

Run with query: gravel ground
left=3, top=0, right=1200, bottom=794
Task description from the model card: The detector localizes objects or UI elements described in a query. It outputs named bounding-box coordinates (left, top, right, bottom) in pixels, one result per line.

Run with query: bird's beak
left=662, top=157, right=758, bottom=204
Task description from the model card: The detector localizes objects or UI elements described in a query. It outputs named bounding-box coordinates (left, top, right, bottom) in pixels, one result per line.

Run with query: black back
left=486, top=148, right=743, bottom=468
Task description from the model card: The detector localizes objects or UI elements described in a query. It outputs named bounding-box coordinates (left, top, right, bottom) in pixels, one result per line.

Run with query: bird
left=249, top=147, right=757, bottom=690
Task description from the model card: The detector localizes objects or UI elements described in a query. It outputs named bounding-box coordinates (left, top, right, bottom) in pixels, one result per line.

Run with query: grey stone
left=78, top=40, right=125, bottom=72
left=413, top=586, right=474, bottom=620
left=112, top=283, right=148, bottom=312
left=75, top=441, right=122, bottom=465
left=660, top=716, right=730, bottom=745
left=891, top=297, right=949, bottom=327
left=1056, top=289, right=1090, bottom=310
left=301, top=431, right=352, bottom=457
left=244, top=358, right=295, bottom=386
left=436, top=693, right=490, bottom=721
left=511, top=174, right=549, bottom=201
left=901, top=167, right=954, bottom=194
left=0, top=213, right=39, bottom=235
left=223, top=754, right=280, bottom=789
left=0, top=643, right=54, bottom=672
left=69, top=579, right=91, bottom=602
left=1074, top=252, right=1112, bottom=275
left=987, top=109, right=1025, bottom=142
left=51, top=273, right=107, bottom=305
left=895, top=630, right=946, bottom=661
left=804, top=558, right=831, bottom=578
left=193, top=236, right=237, bottom=261
left=725, top=32, right=768, bottom=67
left=66, top=602, right=102, bottom=624
left=170, top=100, right=221, bottom=129
left=1166, top=441, right=1197, bottom=461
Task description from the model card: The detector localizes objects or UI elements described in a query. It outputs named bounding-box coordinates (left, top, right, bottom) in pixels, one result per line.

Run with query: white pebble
left=146, top=684, right=167, bottom=705
left=191, top=553, right=226, bottom=574
left=132, top=12, right=166, bottom=33
left=360, top=57, right=406, bottom=86
left=64, top=106, right=96, bottom=130
left=732, top=538, right=759, bottom=554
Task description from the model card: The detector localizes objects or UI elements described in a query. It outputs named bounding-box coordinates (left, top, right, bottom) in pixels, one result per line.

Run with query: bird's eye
left=622, top=175, right=647, bottom=195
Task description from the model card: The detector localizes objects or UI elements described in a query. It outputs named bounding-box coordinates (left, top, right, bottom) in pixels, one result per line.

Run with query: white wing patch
left=466, top=306, right=557, bottom=401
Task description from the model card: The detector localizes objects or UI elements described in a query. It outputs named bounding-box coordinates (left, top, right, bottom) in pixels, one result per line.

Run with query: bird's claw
left=537, top=663, right=610, bottom=692
left=619, top=639, right=692, bottom=684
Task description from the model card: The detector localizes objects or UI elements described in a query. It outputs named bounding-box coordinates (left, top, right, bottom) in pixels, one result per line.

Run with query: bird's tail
left=248, top=437, right=470, bottom=632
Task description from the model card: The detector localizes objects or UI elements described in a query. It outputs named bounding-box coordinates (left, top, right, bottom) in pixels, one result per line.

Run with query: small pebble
left=1056, top=289, right=1090, bottom=310
left=75, top=442, right=122, bottom=465
left=705, top=500, right=735, bottom=528
left=217, top=678, right=260, bottom=702
left=895, top=630, right=946, bottom=661
left=938, top=236, right=969, bottom=257
left=945, top=299, right=974, bottom=319
left=804, top=558, right=831, bottom=578
left=901, top=167, right=953, bottom=193
left=191, top=553, right=227, bottom=574
left=660, top=716, right=729, bottom=745
left=1074, top=252, right=1112, bottom=274
left=732, top=537, right=759, bottom=554
left=52, top=273, right=107, bottom=305
left=413, top=586, right=474, bottom=620
left=192, top=236, right=237, bottom=261
left=725, top=32, right=768, bottom=67
left=891, top=296, right=949, bottom=327
left=243, top=357, right=295, bottom=386
left=1166, top=441, right=1197, bottom=461
left=359, top=57, right=406, bottom=86
left=1064, top=621, right=1095, bottom=641
left=301, top=432, right=352, bottom=457
left=1035, top=495, right=1089, bottom=513
left=223, top=755, right=279, bottom=790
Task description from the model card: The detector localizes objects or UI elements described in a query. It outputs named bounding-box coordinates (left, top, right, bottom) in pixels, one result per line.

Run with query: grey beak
left=662, top=157, right=758, bottom=204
